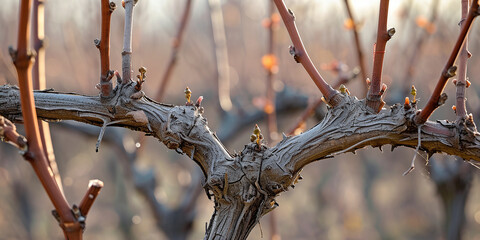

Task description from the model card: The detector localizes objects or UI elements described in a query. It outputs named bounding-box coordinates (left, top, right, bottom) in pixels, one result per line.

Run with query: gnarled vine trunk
left=1, top=82, right=479, bottom=238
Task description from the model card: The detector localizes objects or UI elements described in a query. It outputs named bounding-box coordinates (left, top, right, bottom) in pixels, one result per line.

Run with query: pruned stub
left=206, top=159, right=243, bottom=203
left=161, top=105, right=198, bottom=150
left=260, top=159, right=297, bottom=196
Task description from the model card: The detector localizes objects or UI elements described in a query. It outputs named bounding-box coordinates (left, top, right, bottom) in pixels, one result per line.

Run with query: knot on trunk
left=161, top=105, right=199, bottom=150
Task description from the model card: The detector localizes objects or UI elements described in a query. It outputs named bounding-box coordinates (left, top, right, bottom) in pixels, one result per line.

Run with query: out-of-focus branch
left=263, top=2, right=279, bottom=239
left=96, top=0, right=116, bottom=98
left=343, top=0, right=368, bottom=96
left=414, top=0, right=479, bottom=125
left=134, top=1, right=193, bottom=154
left=366, top=0, right=393, bottom=113
left=134, top=165, right=202, bottom=240
left=273, top=0, right=338, bottom=105
left=208, top=0, right=232, bottom=112
left=122, top=0, right=135, bottom=84
left=430, top=156, right=473, bottom=240
left=264, top=2, right=278, bottom=144
left=455, top=0, right=472, bottom=119
left=0, top=51, right=17, bottom=84
left=32, top=0, right=45, bottom=91
left=32, top=0, right=63, bottom=195
left=401, top=0, right=439, bottom=96
left=398, top=0, right=413, bottom=28
left=156, top=0, right=193, bottom=102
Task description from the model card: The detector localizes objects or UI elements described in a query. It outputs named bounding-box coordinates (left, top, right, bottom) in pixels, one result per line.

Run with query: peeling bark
left=1, top=84, right=479, bottom=239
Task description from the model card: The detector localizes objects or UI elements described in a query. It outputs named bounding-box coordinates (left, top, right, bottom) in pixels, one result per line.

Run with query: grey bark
left=1, top=83, right=479, bottom=239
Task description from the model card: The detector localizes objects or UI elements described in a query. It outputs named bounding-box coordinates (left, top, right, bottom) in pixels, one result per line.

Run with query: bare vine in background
left=343, top=0, right=368, bottom=96
left=401, top=0, right=440, bottom=96
left=262, top=2, right=280, bottom=239
left=133, top=0, right=193, bottom=152
left=156, top=0, right=193, bottom=102
left=263, top=1, right=279, bottom=145
left=32, top=0, right=62, bottom=192
left=208, top=0, right=233, bottom=112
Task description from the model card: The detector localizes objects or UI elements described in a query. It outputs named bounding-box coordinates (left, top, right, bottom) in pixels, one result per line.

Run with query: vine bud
left=185, top=87, right=192, bottom=104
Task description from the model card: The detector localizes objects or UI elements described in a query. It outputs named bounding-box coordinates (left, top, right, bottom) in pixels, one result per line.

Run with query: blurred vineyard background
left=1, top=0, right=480, bottom=239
